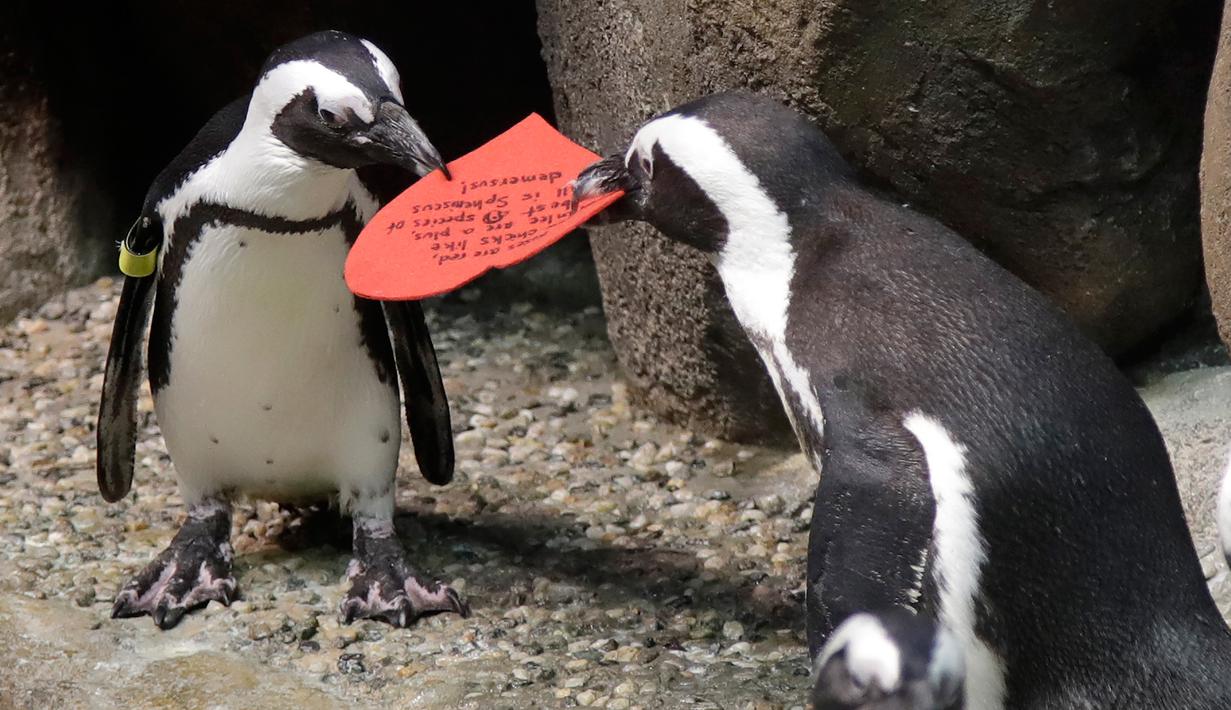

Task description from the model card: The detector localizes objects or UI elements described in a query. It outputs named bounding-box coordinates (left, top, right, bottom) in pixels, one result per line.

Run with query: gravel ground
left=2, top=278, right=1230, bottom=710
left=0, top=278, right=817, bottom=709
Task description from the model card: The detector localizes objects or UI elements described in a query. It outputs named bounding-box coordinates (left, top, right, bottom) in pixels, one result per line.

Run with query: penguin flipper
left=97, top=214, right=162, bottom=502
left=805, top=405, right=935, bottom=657
left=384, top=300, right=454, bottom=485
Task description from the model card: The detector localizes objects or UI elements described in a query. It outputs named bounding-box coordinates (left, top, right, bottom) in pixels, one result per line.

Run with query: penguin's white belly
left=154, top=222, right=399, bottom=502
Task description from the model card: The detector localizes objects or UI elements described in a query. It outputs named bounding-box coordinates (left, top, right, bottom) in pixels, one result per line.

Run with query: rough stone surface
left=0, top=595, right=344, bottom=709
left=1201, top=3, right=1231, bottom=352
left=0, top=278, right=1227, bottom=708
left=0, top=33, right=109, bottom=324
left=537, top=0, right=1217, bottom=438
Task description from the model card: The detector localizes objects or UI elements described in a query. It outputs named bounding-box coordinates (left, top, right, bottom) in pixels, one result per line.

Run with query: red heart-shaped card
left=345, top=113, right=623, bottom=300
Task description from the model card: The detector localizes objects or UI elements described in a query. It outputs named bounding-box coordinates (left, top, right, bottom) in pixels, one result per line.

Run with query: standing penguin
left=98, top=31, right=466, bottom=630
left=573, top=92, right=1231, bottom=708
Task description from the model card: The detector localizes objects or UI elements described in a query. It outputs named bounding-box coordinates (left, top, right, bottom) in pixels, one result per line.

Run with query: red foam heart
left=345, top=113, right=624, bottom=300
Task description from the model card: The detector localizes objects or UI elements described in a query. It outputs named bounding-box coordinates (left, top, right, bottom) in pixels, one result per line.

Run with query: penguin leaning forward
left=573, top=91, right=1231, bottom=708
left=98, top=31, right=467, bottom=629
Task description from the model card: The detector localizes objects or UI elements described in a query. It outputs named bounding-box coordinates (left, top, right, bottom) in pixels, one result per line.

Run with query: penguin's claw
left=339, top=557, right=469, bottom=627
left=152, top=603, right=187, bottom=631
left=111, top=533, right=237, bottom=629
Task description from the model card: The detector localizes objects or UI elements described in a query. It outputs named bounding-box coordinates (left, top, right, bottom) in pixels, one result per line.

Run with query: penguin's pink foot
left=112, top=501, right=236, bottom=630
left=339, top=519, right=469, bottom=627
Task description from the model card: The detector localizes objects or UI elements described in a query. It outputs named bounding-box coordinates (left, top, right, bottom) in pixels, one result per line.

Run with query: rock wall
left=538, top=0, right=1218, bottom=441
left=0, top=33, right=109, bottom=323
left=0, top=1, right=563, bottom=323
left=1202, top=2, right=1231, bottom=352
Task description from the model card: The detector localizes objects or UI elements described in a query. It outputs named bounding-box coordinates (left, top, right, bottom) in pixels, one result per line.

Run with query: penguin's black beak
left=363, top=100, right=452, bottom=180
left=571, top=153, right=642, bottom=223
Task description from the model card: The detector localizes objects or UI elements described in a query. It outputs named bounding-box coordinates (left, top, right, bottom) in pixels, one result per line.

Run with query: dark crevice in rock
left=1, top=1, right=592, bottom=316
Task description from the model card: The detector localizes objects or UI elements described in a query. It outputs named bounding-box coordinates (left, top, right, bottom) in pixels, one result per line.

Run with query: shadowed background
left=1, top=0, right=1229, bottom=445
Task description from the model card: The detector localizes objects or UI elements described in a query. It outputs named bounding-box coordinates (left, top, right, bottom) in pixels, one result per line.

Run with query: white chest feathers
left=153, top=219, right=399, bottom=503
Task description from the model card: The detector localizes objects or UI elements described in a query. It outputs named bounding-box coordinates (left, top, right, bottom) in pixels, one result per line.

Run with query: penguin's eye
left=317, top=107, right=347, bottom=129
left=639, top=155, right=653, bottom=178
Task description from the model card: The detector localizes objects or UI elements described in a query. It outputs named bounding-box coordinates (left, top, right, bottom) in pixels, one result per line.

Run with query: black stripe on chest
left=148, top=201, right=395, bottom=393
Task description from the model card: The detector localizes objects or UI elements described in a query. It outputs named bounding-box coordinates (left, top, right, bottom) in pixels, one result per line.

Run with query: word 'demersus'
left=458, top=171, right=564, bottom=194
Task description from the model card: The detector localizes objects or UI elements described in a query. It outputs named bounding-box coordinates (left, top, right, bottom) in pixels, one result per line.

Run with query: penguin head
left=247, top=30, right=448, bottom=178
left=572, top=91, right=852, bottom=253
left=810, top=611, right=965, bottom=710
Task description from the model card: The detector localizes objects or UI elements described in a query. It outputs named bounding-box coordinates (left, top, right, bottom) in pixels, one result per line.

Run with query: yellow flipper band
left=119, top=242, right=157, bottom=278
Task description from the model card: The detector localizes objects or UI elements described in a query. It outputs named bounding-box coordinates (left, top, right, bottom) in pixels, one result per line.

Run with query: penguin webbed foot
left=111, top=503, right=236, bottom=630
left=340, top=524, right=469, bottom=627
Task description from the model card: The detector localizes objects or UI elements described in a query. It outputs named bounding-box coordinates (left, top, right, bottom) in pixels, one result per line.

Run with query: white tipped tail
left=813, top=613, right=903, bottom=694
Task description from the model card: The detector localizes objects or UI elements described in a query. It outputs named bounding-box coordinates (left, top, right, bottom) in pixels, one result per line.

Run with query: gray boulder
left=538, top=0, right=1216, bottom=440
left=1202, top=3, right=1231, bottom=353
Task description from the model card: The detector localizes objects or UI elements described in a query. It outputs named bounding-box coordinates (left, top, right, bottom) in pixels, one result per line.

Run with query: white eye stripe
left=361, top=39, right=404, bottom=103
left=255, top=60, right=374, bottom=124
left=635, top=113, right=795, bottom=339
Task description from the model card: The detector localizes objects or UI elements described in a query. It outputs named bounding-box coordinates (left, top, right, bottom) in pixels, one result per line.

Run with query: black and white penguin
left=811, top=609, right=964, bottom=710
left=98, top=30, right=466, bottom=630
left=573, top=92, right=1231, bottom=708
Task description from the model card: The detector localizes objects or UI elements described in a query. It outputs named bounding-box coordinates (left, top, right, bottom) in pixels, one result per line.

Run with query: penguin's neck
left=212, top=124, right=355, bottom=219
left=713, top=233, right=827, bottom=469
left=703, top=185, right=828, bottom=468
left=712, top=224, right=797, bottom=345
